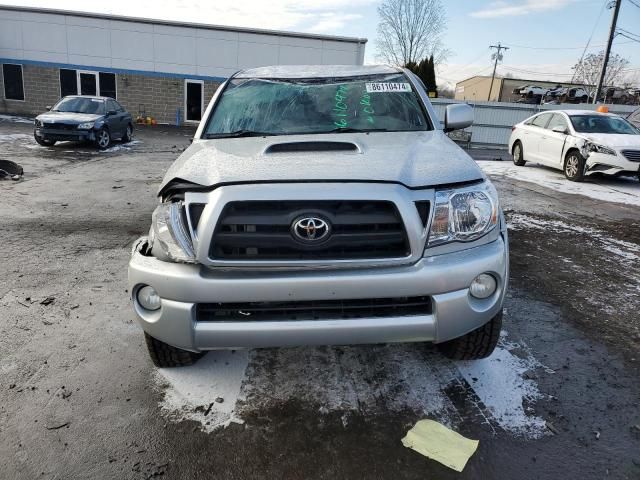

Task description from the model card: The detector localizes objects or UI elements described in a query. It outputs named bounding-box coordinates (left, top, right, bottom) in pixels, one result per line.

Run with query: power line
left=627, top=0, right=640, bottom=9
left=617, top=28, right=640, bottom=38
left=440, top=48, right=491, bottom=78
left=617, top=32, right=640, bottom=42
left=502, top=40, right=635, bottom=50
left=572, top=0, right=609, bottom=83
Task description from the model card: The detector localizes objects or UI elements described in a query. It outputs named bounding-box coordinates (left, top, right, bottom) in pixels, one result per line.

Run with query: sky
left=2, top=0, right=639, bottom=87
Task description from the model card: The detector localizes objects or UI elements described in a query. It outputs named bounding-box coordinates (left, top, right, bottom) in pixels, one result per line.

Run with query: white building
left=0, top=6, right=367, bottom=123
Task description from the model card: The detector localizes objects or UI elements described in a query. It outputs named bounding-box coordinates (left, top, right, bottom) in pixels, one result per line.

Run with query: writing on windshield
left=204, top=73, right=430, bottom=138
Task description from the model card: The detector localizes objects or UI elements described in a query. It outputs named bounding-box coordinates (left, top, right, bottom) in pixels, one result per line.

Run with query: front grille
left=210, top=200, right=412, bottom=260
left=42, top=123, right=78, bottom=131
left=622, top=150, right=640, bottom=162
left=196, top=296, right=432, bottom=322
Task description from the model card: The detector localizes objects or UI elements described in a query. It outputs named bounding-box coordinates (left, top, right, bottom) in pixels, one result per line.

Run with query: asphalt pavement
left=0, top=119, right=638, bottom=479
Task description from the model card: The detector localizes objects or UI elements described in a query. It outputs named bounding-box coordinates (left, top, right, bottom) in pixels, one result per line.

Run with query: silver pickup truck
left=128, top=65, right=508, bottom=368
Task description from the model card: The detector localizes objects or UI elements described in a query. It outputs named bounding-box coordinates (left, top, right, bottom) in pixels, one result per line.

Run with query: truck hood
left=159, top=131, right=484, bottom=194
left=577, top=133, right=640, bottom=149
left=36, top=112, right=103, bottom=124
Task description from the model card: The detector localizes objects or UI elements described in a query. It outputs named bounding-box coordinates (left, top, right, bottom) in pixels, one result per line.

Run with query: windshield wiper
left=325, top=127, right=391, bottom=134
left=203, top=130, right=274, bottom=139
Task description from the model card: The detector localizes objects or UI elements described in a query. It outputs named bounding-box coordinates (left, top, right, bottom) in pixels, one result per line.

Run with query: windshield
left=53, top=97, right=105, bottom=114
left=569, top=115, right=639, bottom=135
left=203, top=73, right=431, bottom=138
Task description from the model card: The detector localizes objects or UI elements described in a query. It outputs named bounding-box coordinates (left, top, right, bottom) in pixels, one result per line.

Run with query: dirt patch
left=506, top=210, right=640, bottom=365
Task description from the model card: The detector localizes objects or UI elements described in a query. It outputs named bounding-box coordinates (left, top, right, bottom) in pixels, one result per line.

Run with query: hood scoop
left=264, top=141, right=360, bottom=154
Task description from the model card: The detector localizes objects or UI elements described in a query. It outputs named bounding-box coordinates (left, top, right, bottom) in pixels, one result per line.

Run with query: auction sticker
left=366, top=82, right=412, bottom=93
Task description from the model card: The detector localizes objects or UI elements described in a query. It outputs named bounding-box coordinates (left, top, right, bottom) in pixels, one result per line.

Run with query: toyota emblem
left=291, top=216, right=331, bottom=243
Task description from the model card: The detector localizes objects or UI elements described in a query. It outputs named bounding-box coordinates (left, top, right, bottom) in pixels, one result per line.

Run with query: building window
left=60, top=69, right=77, bottom=97
left=2, top=64, right=25, bottom=101
left=59, top=69, right=117, bottom=99
left=99, top=72, right=116, bottom=99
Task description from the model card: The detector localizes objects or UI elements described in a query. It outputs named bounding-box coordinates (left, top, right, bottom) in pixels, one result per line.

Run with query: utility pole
left=488, top=43, right=509, bottom=101
left=593, top=0, right=621, bottom=104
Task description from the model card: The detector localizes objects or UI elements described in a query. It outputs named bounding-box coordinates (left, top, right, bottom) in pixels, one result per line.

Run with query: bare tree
left=572, top=51, right=630, bottom=95
left=376, top=0, right=449, bottom=66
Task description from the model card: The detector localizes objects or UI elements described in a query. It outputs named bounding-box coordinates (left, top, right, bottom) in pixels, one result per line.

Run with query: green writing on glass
left=359, top=91, right=375, bottom=124
left=333, top=85, right=349, bottom=128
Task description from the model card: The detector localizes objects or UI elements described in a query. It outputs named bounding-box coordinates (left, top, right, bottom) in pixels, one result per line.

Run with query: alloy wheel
left=565, top=156, right=579, bottom=177
left=98, top=130, right=110, bottom=148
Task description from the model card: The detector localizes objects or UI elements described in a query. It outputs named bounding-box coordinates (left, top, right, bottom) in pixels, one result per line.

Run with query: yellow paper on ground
left=401, top=419, right=479, bottom=472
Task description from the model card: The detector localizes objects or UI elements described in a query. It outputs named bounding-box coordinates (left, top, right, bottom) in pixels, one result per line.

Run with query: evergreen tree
left=425, top=56, right=437, bottom=96
left=417, top=58, right=429, bottom=86
left=404, top=61, right=419, bottom=75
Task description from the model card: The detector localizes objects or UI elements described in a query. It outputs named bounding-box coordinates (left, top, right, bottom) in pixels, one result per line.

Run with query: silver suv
left=128, top=65, right=508, bottom=367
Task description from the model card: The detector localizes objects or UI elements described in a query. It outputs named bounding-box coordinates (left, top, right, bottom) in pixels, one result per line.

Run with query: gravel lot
left=0, top=117, right=639, bottom=479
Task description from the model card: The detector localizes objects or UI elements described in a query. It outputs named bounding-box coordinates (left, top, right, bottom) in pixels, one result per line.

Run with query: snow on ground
left=456, top=332, right=547, bottom=435
left=156, top=336, right=548, bottom=438
left=0, top=133, right=32, bottom=142
left=509, top=213, right=640, bottom=262
left=156, top=350, right=250, bottom=431
left=0, top=114, right=33, bottom=124
left=480, top=161, right=640, bottom=207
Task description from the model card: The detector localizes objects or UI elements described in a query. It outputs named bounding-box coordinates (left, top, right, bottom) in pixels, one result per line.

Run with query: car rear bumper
left=34, top=128, right=94, bottom=142
left=128, top=233, right=509, bottom=352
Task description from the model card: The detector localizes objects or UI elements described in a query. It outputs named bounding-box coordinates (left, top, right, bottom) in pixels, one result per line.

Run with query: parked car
left=547, top=87, right=590, bottom=103
left=128, top=65, right=508, bottom=367
left=519, top=85, right=549, bottom=97
left=628, top=107, right=640, bottom=129
left=601, top=86, right=631, bottom=104
left=34, top=95, right=133, bottom=149
left=509, top=109, right=640, bottom=181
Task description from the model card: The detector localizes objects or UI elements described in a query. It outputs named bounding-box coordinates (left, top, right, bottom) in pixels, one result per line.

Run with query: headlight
left=427, top=182, right=499, bottom=247
left=35, top=119, right=42, bottom=127
left=150, top=201, right=196, bottom=263
left=77, top=122, right=95, bottom=130
left=585, top=142, right=615, bottom=156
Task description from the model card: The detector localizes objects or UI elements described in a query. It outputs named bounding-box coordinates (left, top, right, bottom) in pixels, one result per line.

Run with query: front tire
left=144, top=332, right=204, bottom=368
left=122, top=123, right=133, bottom=143
left=438, top=311, right=502, bottom=360
left=34, top=133, right=55, bottom=147
left=95, top=128, right=111, bottom=150
left=512, top=141, right=526, bottom=166
left=564, top=151, right=585, bottom=182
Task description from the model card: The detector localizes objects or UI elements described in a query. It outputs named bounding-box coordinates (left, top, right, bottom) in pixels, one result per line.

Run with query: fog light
left=137, top=285, right=161, bottom=311
left=469, top=274, right=497, bottom=299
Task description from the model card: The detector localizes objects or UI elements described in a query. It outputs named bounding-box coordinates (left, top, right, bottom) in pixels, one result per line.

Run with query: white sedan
left=508, top=109, right=640, bottom=181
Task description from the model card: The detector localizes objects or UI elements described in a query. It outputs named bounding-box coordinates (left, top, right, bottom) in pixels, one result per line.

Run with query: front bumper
left=128, top=234, right=508, bottom=352
left=34, top=128, right=95, bottom=142
left=585, top=151, right=640, bottom=176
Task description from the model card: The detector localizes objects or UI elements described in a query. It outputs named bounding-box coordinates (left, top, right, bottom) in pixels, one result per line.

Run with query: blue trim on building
left=0, top=57, right=228, bottom=83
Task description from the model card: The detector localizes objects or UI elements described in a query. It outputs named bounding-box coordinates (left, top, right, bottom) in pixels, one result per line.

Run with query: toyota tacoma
left=128, top=65, right=508, bottom=367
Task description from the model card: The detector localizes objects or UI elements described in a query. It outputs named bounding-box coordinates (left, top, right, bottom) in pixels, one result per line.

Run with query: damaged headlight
left=585, top=142, right=616, bottom=156
left=150, top=201, right=196, bottom=263
left=427, top=182, right=499, bottom=247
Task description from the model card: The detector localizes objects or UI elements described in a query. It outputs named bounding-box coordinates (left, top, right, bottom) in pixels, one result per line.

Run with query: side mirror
left=107, top=110, right=117, bottom=116
left=551, top=126, right=568, bottom=134
left=444, top=103, right=473, bottom=132
left=45, top=105, right=51, bottom=111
